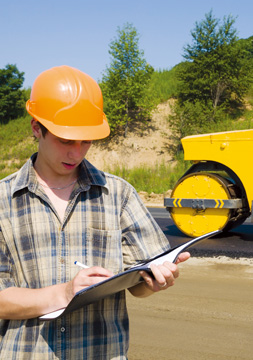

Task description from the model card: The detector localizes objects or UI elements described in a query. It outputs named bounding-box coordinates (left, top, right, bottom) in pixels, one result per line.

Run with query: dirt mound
left=86, top=100, right=174, bottom=171
left=85, top=100, right=175, bottom=205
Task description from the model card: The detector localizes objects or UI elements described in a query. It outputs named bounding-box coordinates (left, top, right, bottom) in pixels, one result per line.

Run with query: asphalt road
left=148, top=207, right=253, bottom=258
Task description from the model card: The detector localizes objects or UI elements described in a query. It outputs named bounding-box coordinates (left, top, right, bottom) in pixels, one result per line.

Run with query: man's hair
left=37, top=121, right=48, bottom=137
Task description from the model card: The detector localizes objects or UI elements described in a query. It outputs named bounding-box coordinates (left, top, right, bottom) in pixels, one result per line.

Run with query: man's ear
left=31, top=118, right=41, bottom=139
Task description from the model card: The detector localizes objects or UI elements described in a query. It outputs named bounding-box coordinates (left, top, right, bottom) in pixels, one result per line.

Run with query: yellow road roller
left=164, top=129, right=253, bottom=237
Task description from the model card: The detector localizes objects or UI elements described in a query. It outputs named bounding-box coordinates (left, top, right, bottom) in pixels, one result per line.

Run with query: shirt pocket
left=85, top=227, right=123, bottom=273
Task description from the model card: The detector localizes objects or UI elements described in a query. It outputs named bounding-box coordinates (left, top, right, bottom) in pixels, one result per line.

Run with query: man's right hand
left=65, top=266, right=114, bottom=303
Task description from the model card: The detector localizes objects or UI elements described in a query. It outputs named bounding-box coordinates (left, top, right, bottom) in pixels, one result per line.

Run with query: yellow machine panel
left=182, top=129, right=253, bottom=211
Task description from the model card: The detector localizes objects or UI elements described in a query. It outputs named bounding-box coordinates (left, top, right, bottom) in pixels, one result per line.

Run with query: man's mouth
left=62, top=162, right=76, bottom=170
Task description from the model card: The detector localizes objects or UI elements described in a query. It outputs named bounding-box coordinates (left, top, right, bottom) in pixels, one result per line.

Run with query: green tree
left=168, top=11, right=253, bottom=156
left=177, top=11, right=253, bottom=112
left=168, top=99, right=228, bottom=154
left=100, top=23, right=154, bottom=137
left=0, top=64, right=26, bottom=123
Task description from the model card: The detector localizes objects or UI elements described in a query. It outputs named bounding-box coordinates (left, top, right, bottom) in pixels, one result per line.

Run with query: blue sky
left=1, top=0, right=252, bottom=88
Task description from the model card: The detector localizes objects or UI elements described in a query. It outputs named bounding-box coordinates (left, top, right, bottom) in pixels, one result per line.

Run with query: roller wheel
left=170, top=172, right=240, bottom=237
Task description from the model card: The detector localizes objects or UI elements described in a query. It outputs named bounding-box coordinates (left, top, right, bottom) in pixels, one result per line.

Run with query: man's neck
left=34, top=157, right=79, bottom=190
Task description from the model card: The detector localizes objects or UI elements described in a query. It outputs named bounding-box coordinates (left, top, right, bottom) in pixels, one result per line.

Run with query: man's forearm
left=0, top=283, right=69, bottom=320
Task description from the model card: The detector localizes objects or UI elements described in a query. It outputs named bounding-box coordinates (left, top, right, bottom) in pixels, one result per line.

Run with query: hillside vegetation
left=1, top=14, right=253, bottom=193
left=1, top=78, right=253, bottom=194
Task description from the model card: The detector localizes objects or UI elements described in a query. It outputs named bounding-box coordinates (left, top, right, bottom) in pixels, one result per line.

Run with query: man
left=0, top=65, right=189, bottom=359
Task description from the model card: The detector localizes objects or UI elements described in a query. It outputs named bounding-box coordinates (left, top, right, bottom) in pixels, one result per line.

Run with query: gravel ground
left=127, top=256, right=253, bottom=360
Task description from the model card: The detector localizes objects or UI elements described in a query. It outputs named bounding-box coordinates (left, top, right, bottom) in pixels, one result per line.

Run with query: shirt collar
left=11, top=153, right=109, bottom=197
left=78, top=159, right=108, bottom=191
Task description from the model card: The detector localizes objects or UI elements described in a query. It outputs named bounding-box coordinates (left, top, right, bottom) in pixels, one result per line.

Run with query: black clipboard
left=39, top=230, right=221, bottom=320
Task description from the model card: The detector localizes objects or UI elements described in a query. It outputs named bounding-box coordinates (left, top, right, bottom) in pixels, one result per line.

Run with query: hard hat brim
left=28, top=110, right=110, bottom=140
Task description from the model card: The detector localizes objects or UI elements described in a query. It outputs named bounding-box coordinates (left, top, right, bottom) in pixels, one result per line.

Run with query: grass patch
left=149, top=66, right=179, bottom=105
left=0, top=115, right=38, bottom=179
left=106, top=157, right=191, bottom=193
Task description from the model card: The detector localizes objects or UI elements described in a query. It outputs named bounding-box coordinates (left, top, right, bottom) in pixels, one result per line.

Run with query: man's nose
left=68, top=142, right=82, bottom=158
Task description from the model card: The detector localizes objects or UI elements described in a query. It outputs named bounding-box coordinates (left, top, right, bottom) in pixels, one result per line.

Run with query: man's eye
left=82, top=141, right=92, bottom=144
left=60, top=140, right=72, bottom=144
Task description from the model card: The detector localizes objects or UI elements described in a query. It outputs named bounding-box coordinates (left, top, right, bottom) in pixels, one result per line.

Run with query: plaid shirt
left=0, top=154, right=170, bottom=360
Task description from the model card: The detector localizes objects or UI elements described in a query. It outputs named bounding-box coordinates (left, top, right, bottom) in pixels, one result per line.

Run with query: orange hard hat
left=26, top=65, right=110, bottom=140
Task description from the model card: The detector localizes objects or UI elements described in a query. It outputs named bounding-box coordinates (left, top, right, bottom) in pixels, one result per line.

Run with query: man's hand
left=140, top=252, right=190, bottom=292
left=65, top=266, right=114, bottom=303
left=129, top=252, right=190, bottom=297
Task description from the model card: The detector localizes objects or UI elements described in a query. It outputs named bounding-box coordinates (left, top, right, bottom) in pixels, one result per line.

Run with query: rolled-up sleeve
left=120, top=187, right=170, bottom=268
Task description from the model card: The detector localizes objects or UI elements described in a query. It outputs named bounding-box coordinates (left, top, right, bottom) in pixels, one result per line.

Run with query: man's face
left=32, top=120, right=92, bottom=177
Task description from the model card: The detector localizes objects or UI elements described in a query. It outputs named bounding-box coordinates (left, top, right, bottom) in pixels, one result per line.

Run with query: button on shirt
left=0, top=154, right=170, bottom=359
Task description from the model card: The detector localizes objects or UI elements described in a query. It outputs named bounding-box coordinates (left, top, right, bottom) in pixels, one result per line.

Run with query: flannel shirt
left=0, top=154, right=170, bottom=359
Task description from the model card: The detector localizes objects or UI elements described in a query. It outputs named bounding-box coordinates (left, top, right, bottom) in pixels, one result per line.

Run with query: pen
left=74, top=261, right=90, bottom=269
